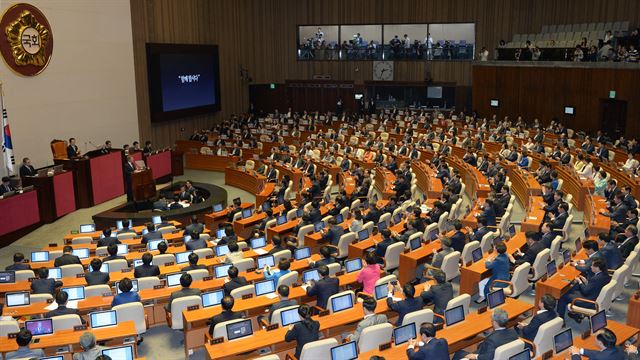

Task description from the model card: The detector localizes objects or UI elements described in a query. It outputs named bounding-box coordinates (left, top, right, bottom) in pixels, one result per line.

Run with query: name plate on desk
left=164, top=262, right=175, bottom=266
left=103, top=292, right=114, bottom=297
left=202, top=276, right=213, bottom=281
left=242, top=294, right=253, bottom=299
left=247, top=267, right=256, bottom=272
left=266, top=323, right=279, bottom=331
left=138, top=249, right=146, bottom=253
left=379, top=342, right=392, bottom=351
left=210, top=337, right=224, bottom=345
left=76, top=273, right=85, bottom=278
left=8, top=332, right=18, bottom=339
left=121, top=268, right=133, bottom=273
left=74, top=325, right=88, bottom=331
left=173, top=243, right=181, bottom=247
left=47, top=298, right=54, bottom=304
left=335, top=271, right=344, bottom=276
left=477, top=306, right=487, bottom=314
left=581, top=330, right=591, bottom=339
left=541, top=350, right=553, bottom=360
left=187, top=305, right=200, bottom=311
left=205, top=255, right=214, bottom=259
left=154, top=285, right=165, bottom=290
left=318, top=309, right=330, bottom=317
left=48, top=243, right=58, bottom=247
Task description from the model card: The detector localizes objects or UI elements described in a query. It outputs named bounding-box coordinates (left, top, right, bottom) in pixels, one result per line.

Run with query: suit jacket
left=134, top=264, right=160, bottom=278
left=45, top=305, right=83, bottom=322
left=98, top=236, right=120, bottom=247
left=387, top=296, right=424, bottom=325
left=208, top=310, right=243, bottom=335
left=450, top=231, right=466, bottom=253
left=521, top=310, right=557, bottom=341
left=67, top=144, right=79, bottom=158
left=223, top=277, right=248, bottom=296
left=609, top=203, right=629, bottom=224
left=285, top=320, right=321, bottom=359
left=600, top=242, right=623, bottom=269
left=165, top=287, right=202, bottom=311
left=31, top=278, right=62, bottom=295
left=515, top=241, right=545, bottom=266
left=185, top=238, right=207, bottom=250
left=307, top=277, right=339, bottom=309
left=619, top=236, right=639, bottom=258
left=407, top=338, right=450, bottom=360
left=19, top=164, right=36, bottom=177
left=476, top=328, right=519, bottom=360
left=184, top=223, right=205, bottom=236
left=267, top=298, right=298, bottom=323
left=541, top=232, right=555, bottom=248
left=485, top=254, right=510, bottom=295
left=471, top=226, right=490, bottom=243
left=322, top=226, right=344, bottom=246
left=142, top=231, right=163, bottom=244
left=85, top=271, right=110, bottom=285
left=364, top=208, right=382, bottom=224
left=5, top=263, right=30, bottom=271
left=420, top=282, right=454, bottom=315
left=181, top=264, right=207, bottom=272
left=577, top=271, right=611, bottom=299
left=571, top=347, right=625, bottom=360
left=351, top=314, right=388, bottom=343
left=551, top=212, right=568, bottom=230
left=376, top=238, right=395, bottom=258
left=54, top=254, right=82, bottom=267
left=308, top=208, right=322, bottom=224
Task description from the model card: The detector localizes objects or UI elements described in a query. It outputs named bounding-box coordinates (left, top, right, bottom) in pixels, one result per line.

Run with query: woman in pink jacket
left=357, top=251, right=381, bottom=294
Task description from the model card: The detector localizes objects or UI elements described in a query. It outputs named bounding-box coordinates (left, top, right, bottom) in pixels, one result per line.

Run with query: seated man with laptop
left=5, top=329, right=45, bottom=360
left=165, top=273, right=201, bottom=312
left=45, top=291, right=86, bottom=324
left=406, top=322, right=450, bottom=359
left=452, top=308, right=518, bottom=360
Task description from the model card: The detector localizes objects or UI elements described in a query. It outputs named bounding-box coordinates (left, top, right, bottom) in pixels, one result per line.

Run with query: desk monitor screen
left=100, top=263, right=110, bottom=273
left=152, top=216, right=162, bottom=225
left=202, top=290, right=224, bottom=308
left=72, top=248, right=90, bottom=259
left=115, top=279, right=138, bottom=294
left=331, top=293, right=354, bottom=313
left=117, top=244, right=128, bottom=255
left=546, top=260, right=557, bottom=277
left=378, top=221, right=388, bottom=231
left=509, top=349, right=531, bottom=360
left=257, top=255, right=275, bottom=269
left=226, top=319, right=253, bottom=341
left=80, top=224, right=95, bottom=233
left=102, top=345, right=134, bottom=360
left=472, top=248, right=483, bottom=262
left=330, top=341, right=358, bottom=360
left=183, top=235, right=191, bottom=243
left=166, top=272, right=183, bottom=287
left=251, top=237, right=267, bottom=249
left=564, top=106, right=575, bottom=115
left=345, top=258, right=362, bottom=273
left=215, top=245, right=230, bottom=257
left=303, top=269, right=320, bottom=283
left=280, top=307, right=301, bottom=326
left=31, top=251, right=49, bottom=262
left=393, top=323, right=417, bottom=346
left=261, top=201, right=271, bottom=212
left=47, top=268, right=62, bottom=280
left=6, top=291, right=29, bottom=307
left=335, top=213, right=344, bottom=224
left=563, top=250, right=571, bottom=265
left=295, top=247, right=311, bottom=261
left=116, top=220, right=132, bottom=230
left=255, top=279, right=276, bottom=296
left=216, top=229, right=227, bottom=239
left=0, top=271, right=15, bottom=284
left=410, top=237, right=422, bottom=251
left=490, top=99, right=500, bottom=108
left=296, top=208, right=304, bottom=218
left=358, top=229, right=369, bottom=241
left=487, top=289, right=505, bottom=309
left=374, top=283, right=389, bottom=300
left=176, top=251, right=193, bottom=264
left=213, top=203, right=223, bottom=212
left=40, top=356, right=64, bottom=360
left=508, top=224, right=516, bottom=237
left=25, top=318, right=53, bottom=336
left=142, top=228, right=149, bottom=235
left=444, top=305, right=465, bottom=326
left=429, top=229, right=439, bottom=241
left=393, top=213, right=402, bottom=225
left=214, top=264, right=233, bottom=279
left=62, top=286, right=86, bottom=301
left=590, top=310, right=607, bottom=333
left=242, top=208, right=252, bottom=219
left=276, top=215, right=288, bottom=225
left=133, top=259, right=144, bottom=267
left=314, top=221, right=325, bottom=233
left=554, top=328, right=573, bottom=353
left=148, top=239, right=166, bottom=251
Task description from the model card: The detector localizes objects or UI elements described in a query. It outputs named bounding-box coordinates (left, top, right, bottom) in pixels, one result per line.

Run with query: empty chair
left=277, top=270, right=299, bottom=288
left=138, top=276, right=161, bottom=290
left=71, top=236, right=93, bottom=245
left=461, top=241, right=480, bottom=264
left=193, top=248, right=214, bottom=259
left=298, top=338, right=339, bottom=360
left=85, top=284, right=111, bottom=298
left=272, top=249, right=292, bottom=264
left=15, top=269, right=35, bottom=282
left=437, top=212, right=449, bottom=233
left=187, top=269, right=209, bottom=282
left=446, top=294, right=471, bottom=315
left=153, top=254, right=176, bottom=266
left=529, top=249, right=550, bottom=282
left=166, top=295, right=201, bottom=330
left=329, top=232, right=355, bottom=260
left=296, top=224, right=314, bottom=247
left=358, top=323, right=393, bottom=353
left=60, top=264, right=85, bottom=278
left=232, top=258, right=255, bottom=273
left=104, top=259, right=129, bottom=272
left=441, top=251, right=461, bottom=281
left=0, top=319, right=20, bottom=337
left=480, top=231, right=498, bottom=253
left=494, top=339, right=526, bottom=360
left=113, top=302, right=147, bottom=335
left=52, top=314, right=82, bottom=331
left=31, top=293, right=53, bottom=303
left=270, top=305, right=300, bottom=326
left=95, top=246, right=109, bottom=257
left=383, top=242, right=405, bottom=272
left=117, top=232, right=136, bottom=241
left=158, top=225, right=177, bottom=234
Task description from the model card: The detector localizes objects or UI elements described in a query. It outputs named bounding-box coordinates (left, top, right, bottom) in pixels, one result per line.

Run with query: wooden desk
left=272, top=162, right=303, bottom=192
left=547, top=320, right=638, bottom=359
left=627, top=295, right=640, bottom=329
left=185, top=153, right=238, bottom=172
left=534, top=250, right=588, bottom=304
left=398, top=240, right=442, bottom=285
left=204, top=202, right=253, bottom=230
left=520, top=196, right=546, bottom=233
left=224, top=168, right=271, bottom=208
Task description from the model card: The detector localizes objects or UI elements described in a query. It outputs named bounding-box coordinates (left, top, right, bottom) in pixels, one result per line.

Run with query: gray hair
left=79, top=332, right=96, bottom=350
left=492, top=308, right=509, bottom=327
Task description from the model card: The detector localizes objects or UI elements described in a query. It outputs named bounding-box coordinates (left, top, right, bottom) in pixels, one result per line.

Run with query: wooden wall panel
left=130, top=0, right=640, bottom=147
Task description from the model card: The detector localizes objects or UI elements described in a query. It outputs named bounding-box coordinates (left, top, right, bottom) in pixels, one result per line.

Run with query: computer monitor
left=90, top=310, right=118, bottom=329
left=202, top=290, right=224, bottom=308
left=345, top=258, right=362, bottom=273
left=409, top=237, right=422, bottom=251
left=276, top=215, right=288, bottom=225
left=444, top=305, right=465, bottom=326
left=72, top=248, right=90, bottom=259
left=330, top=293, right=354, bottom=313
left=215, top=245, right=230, bottom=257
left=242, top=208, right=252, bottom=219
left=40, top=356, right=65, bottom=360
left=251, top=237, right=266, bottom=249
left=330, top=341, right=358, bottom=360
left=116, top=220, right=132, bottom=230
left=166, top=272, right=183, bottom=287
left=335, top=213, right=344, bottom=224
left=472, top=248, right=483, bottom=262
left=378, top=221, right=388, bottom=231
left=116, top=244, right=128, bottom=255
left=564, top=106, right=575, bottom=116
left=216, top=228, right=227, bottom=239
left=294, top=247, right=311, bottom=260
left=100, top=263, right=110, bottom=273
left=226, top=319, right=253, bottom=341
left=142, top=228, right=149, bottom=235
left=314, top=221, right=325, bottom=233
left=255, top=279, right=276, bottom=296
left=393, top=213, right=402, bottom=225
left=563, top=250, right=571, bottom=265
left=183, top=235, right=191, bottom=243
left=176, top=251, right=193, bottom=264
left=553, top=328, right=573, bottom=354
left=487, top=289, right=505, bottom=309
left=5, top=291, right=30, bottom=307
left=257, top=255, right=275, bottom=269
left=151, top=216, right=162, bottom=225
left=374, top=283, right=389, bottom=300
left=509, top=349, right=531, bottom=360
left=147, top=239, right=166, bottom=251
left=101, top=345, right=134, bottom=360
left=546, top=260, right=557, bottom=277
left=62, top=286, right=86, bottom=301
left=213, top=203, right=223, bottom=212
left=0, top=271, right=16, bottom=284
left=214, top=264, right=233, bottom=278
left=79, top=224, right=95, bottom=233
left=428, top=228, right=439, bottom=241
left=115, top=279, right=138, bottom=294
left=358, top=229, right=369, bottom=241
left=296, top=208, right=304, bottom=218
left=490, top=99, right=500, bottom=108
left=590, top=310, right=607, bottom=333
left=133, top=259, right=144, bottom=267
left=280, top=307, right=301, bottom=326
left=303, top=269, right=320, bottom=283
left=233, top=197, right=241, bottom=206
left=261, top=201, right=271, bottom=212
left=31, top=251, right=49, bottom=262
left=393, top=323, right=417, bottom=346
left=47, top=268, right=62, bottom=280
left=508, top=224, right=516, bottom=237
left=25, top=318, right=54, bottom=336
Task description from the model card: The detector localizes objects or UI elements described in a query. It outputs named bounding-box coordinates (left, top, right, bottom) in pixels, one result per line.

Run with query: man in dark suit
left=453, top=308, right=519, bottom=360
left=124, top=155, right=136, bottom=201
left=0, top=176, right=16, bottom=195
left=141, top=223, right=162, bottom=244
left=185, top=232, right=207, bottom=251
left=364, top=203, right=381, bottom=224
left=514, top=231, right=545, bottom=266
left=517, top=294, right=558, bottom=342
left=321, top=218, right=344, bottom=247
left=181, top=253, right=207, bottom=272
left=134, top=253, right=160, bottom=278
left=376, top=229, right=396, bottom=258
left=143, top=141, right=153, bottom=155
left=305, top=265, right=339, bottom=309
left=479, top=199, right=497, bottom=226
left=103, top=243, right=126, bottom=262
left=45, top=291, right=86, bottom=323
left=449, top=221, right=467, bottom=253
left=618, top=225, right=639, bottom=258
left=54, top=246, right=82, bottom=267
left=164, top=273, right=201, bottom=312
left=265, top=285, right=297, bottom=323
left=5, top=253, right=31, bottom=271
left=258, top=208, right=274, bottom=232
left=98, top=228, right=120, bottom=247
left=184, top=215, right=205, bottom=236
left=543, top=191, right=563, bottom=219
left=309, top=246, right=336, bottom=269
left=207, top=295, right=243, bottom=335
left=19, top=158, right=36, bottom=177
left=85, top=258, right=110, bottom=285
left=31, top=267, right=62, bottom=295
left=558, top=258, right=611, bottom=319
left=574, top=240, right=600, bottom=276
left=66, top=137, right=80, bottom=158
left=387, top=283, right=424, bottom=326
left=540, top=222, right=556, bottom=248
left=419, top=270, right=453, bottom=321
left=602, top=194, right=629, bottom=224
left=407, top=323, right=449, bottom=359
left=550, top=203, right=570, bottom=233
left=307, top=201, right=322, bottom=223
left=222, top=266, right=248, bottom=296
left=467, top=217, right=490, bottom=243
left=570, top=328, right=625, bottom=360
left=597, top=233, right=623, bottom=269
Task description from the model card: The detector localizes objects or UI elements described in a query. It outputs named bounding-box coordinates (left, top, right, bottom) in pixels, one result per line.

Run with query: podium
left=132, top=169, right=156, bottom=201
left=22, top=169, right=76, bottom=223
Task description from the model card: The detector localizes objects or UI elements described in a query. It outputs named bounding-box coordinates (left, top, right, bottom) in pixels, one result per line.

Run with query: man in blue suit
left=406, top=322, right=449, bottom=359
left=517, top=294, right=558, bottom=342
left=453, top=308, right=519, bottom=360
left=478, top=199, right=497, bottom=227
left=386, top=283, right=424, bottom=326
left=476, top=241, right=510, bottom=303
left=558, top=258, right=611, bottom=319
left=467, top=216, right=490, bottom=243
left=321, top=218, right=344, bottom=247
left=305, top=265, right=339, bottom=309
left=449, top=220, right=467, bottom=253
left=570, top=328, right=625, bottom=360
left=597, top=233, right=623, bottom=270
